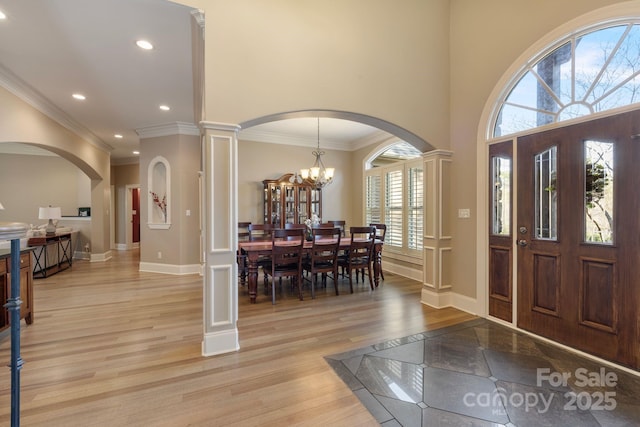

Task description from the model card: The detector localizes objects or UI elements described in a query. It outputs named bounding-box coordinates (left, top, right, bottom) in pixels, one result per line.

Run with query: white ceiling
left=0, top=0, right=385, bottom=162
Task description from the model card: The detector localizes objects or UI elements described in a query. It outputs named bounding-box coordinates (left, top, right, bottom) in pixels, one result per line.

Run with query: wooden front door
left=488, top=141, right=513, bottom=323
left=516, top=109, right=640, bottom=370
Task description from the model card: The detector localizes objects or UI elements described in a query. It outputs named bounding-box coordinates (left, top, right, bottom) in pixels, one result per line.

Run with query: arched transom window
left=494, top=21, right=640, bottom=137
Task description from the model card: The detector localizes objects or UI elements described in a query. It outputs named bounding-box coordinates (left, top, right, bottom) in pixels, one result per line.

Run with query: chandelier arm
left=298, top=117, right=334, bottom=188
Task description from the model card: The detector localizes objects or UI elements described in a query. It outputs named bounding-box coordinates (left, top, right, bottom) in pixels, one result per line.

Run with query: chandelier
left=299, top=117, right=335, bottom=188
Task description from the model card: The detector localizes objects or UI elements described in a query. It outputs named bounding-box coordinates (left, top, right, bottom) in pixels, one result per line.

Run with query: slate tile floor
left=325, top=319, right=640, bottom=426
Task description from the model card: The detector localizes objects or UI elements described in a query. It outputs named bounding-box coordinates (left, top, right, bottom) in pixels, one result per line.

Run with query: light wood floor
left=0, top=249, right=476, bottom=427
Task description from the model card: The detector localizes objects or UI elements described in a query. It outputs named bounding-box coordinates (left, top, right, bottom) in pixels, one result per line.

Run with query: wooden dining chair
left=337, top=226, right=376, bottom=293
left=327, top=221, right=347, bottom=274
left=316, top=223, right=335, bottom=228
left=284, top=223, right=307, bottom=229
left=328, top=220, right=346, bottom=237
left=369, top=223, right=386, bottom=280
left=237, top=222, right=251, bottom=285
left=264, top=228, right=305, bottom=304
left=302, top=227, right=341, bottom=298
left=248, top=223, right=275, bottom=285
left=249, top=223, right=274, bottom=241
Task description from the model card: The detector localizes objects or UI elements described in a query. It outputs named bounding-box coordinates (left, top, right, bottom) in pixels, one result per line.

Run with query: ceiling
left=0, top=0, right=389, bottom=163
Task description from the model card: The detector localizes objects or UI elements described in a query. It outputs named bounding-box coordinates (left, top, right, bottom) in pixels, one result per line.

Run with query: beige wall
left=0, top=153, right=87, bottom=224
left=139, top=133, right=201, bottom=268
left=0, top=152, right=93, bottom=257
left=0, top=87, right=109, bottom=181
left=183, top=0, right=451, bottom=149
left=448, top=0, right=629, bottom=299
left=0, top=85, right=112, bottom=256
left=238, top=139, right=354, bottom=226
left=175, top=134, right=202, bottom=265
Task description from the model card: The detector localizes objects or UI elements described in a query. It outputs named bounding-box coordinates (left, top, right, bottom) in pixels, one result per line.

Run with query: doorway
left=490, top=109, right=640, bottom=370
left=126, top=185, right=141, bottom=249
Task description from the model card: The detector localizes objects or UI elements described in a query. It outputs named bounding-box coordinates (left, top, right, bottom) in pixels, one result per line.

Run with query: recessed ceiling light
left=72, top=93, right=86, bottom=100
left=136, top=40, right=153, bottom=50
left=159, top=105, right=170, bottom=111
left=133, top=151, right=140, bottom=155
left=0, top=10, right=7, bottom=20
left=114, top=134, right=123, bottom=139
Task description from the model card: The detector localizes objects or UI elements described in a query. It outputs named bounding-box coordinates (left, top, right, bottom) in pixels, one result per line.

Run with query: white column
left=201, top=121, right=240, bottom=356
left=421, top=150, right=454, bottom=307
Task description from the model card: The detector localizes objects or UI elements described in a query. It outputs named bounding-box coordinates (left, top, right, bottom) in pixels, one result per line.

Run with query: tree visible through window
left=494, top=22, right=640, bottom=137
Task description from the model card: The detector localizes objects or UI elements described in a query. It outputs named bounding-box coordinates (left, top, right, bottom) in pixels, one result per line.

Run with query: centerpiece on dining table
left=304, top=214, right=321, bottom=241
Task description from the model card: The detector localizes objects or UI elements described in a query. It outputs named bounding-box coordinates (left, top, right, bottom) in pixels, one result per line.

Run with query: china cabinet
left=263, top=174, right=322, bottom=228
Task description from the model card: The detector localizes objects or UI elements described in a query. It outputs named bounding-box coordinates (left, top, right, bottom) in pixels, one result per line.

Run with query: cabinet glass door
left=310, top=188, right=321, bottom=219
left=285, top=186, right=296, bottom=224
left=298, top=187, right=308, bottom=223
left=270, top=186, right=281, bottom=225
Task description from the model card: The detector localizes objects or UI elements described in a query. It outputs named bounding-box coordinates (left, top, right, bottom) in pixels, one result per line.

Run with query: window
left=407, top=166, right=423, bottom=250
left=491, top=157, right=511, bottom=236
left=365, top=158, right=423, bottom=257
left=385, top=168, right=403, bottom=248
left=584, top=140, right=614, bottom=244
left=365, top=175, right=381, bottom=224
left=534, top=147, right=558, bottom=240
left=494, top=22, right=640, bottom=137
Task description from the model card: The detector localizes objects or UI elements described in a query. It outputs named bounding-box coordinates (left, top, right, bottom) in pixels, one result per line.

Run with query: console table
left=27, top=232, right=72, bottom=278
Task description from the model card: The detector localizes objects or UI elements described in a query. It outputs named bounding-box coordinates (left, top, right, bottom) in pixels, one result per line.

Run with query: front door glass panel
left=584, top=140, right=614, bottom=244
left=491, top=156, right=511, bottom=235
left=534, top=146, right=558, bottom=240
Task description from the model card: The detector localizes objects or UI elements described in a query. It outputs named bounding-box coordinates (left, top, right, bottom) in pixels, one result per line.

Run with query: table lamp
left=39, top=206, right=62, bottom=235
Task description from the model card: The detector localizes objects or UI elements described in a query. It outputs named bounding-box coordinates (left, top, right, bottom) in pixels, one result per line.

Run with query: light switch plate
left=458, top=208, right=471, bottom=218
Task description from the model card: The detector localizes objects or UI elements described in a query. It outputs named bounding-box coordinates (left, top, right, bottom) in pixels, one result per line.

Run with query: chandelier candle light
left=300, top=117, right=335, bottom=189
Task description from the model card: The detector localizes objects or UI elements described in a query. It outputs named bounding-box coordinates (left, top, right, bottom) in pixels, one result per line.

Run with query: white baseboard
left=90, top=251, right=112, bottom=262
left=383, top=262, right=423, bottom=282
left=113, top=243, right=141, bottom=251
left=73, top=250, right=91, bottom=261
left=421, top=287, right=479, bottom=316
left=202, top=328, right=239, bottom=356
left=139, top=262, right=203, bottom=275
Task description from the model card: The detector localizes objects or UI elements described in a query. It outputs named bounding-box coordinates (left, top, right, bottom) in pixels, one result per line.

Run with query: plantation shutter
left=407, top=164, right=423, bottom=251
left=385, top=169, right=403, bottom=248
left=365, top=174, right=381, bottom=225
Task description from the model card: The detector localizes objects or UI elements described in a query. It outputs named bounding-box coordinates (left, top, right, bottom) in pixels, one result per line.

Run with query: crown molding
left=239, top=127, right=391, bottom=152
left=199, top=121, right=241, bottom=133
left=110, top=156, right=141, bottom=166
left=349, top=130, right=397, bottom=152
left=191, top=9, right=205, bottom=29
left=0, top=63, right=113, bottom=153
left=136, top=122, right=200, bottom=139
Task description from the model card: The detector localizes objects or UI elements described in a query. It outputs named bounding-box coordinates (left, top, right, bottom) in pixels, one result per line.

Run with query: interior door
left=132, top=188, right=140, bottom=243
left=517, top=109, right=640, bottom=369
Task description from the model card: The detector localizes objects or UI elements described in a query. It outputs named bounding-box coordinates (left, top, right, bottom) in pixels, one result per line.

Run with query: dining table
left=238, top=238, right=383, bottom=303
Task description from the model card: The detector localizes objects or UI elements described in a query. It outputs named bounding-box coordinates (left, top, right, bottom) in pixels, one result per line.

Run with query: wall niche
left=148, top=156, right=171, bottom=229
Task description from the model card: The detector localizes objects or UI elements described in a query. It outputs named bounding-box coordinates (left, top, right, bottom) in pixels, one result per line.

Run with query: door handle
left=518, top=239, right=528, bottom=247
